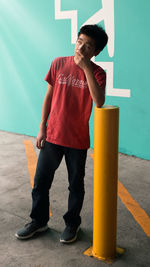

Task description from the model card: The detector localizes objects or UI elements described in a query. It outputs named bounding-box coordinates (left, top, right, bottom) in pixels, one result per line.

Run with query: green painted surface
left=0, top=0, right=150, bottom=159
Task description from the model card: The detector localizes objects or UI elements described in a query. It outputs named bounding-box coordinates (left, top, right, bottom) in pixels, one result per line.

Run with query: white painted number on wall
left=54, top=0, right=131, bottom=97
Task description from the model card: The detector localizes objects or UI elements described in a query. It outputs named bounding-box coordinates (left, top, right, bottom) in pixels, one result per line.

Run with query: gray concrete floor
left=0, top=130, right=150, bottom=267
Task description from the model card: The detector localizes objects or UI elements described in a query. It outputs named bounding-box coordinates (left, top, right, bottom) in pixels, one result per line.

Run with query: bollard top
left=95, top=105, right=119, bottom=110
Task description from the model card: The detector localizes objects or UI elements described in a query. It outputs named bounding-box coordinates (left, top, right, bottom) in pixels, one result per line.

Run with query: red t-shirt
left=44, top=56, right=106, bottom=149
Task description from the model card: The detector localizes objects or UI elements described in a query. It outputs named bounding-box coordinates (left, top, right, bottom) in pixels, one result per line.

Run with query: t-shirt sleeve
left=44, top=58, right=57, bottom=86
left=94, top=67, right=106, bottom=93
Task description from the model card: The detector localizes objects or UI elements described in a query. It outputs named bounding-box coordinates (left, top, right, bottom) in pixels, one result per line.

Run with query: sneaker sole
left=60, top=227, right=80, bottom=243
left=15, top=225, right=48, bottom=240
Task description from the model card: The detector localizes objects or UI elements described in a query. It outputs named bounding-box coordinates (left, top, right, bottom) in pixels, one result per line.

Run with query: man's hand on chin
left=74, top=50, right=91, bottom=71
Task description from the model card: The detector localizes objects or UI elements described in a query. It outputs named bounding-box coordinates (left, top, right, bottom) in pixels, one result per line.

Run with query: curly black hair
left=78, top=24, right=108, bottom=52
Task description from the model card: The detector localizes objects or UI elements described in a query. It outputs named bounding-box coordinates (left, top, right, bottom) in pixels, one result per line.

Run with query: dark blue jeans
left=30, top=141, right=87, bottom=227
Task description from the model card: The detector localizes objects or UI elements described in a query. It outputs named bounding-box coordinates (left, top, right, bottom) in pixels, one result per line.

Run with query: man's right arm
left=36, top=83, right=53, bottom=149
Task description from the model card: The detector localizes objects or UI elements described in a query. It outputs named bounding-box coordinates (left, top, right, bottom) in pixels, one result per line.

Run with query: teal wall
left=0, top=0, right=150, bottom=160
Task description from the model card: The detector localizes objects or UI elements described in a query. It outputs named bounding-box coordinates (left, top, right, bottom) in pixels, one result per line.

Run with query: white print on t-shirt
left=57, top=73, right=88, bottom=89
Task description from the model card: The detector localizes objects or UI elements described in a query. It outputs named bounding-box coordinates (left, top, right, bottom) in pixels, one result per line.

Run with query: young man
left=15, top=24, right=108, bottom=243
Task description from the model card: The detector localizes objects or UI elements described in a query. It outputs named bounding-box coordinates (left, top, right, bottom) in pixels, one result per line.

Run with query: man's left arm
left=74, top=52, right=105, bottom=107
left=84, top=65, right=105, bottom=108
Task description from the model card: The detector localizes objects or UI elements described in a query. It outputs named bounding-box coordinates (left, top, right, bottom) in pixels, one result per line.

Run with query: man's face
left=75, top=34, right=97, bottom=60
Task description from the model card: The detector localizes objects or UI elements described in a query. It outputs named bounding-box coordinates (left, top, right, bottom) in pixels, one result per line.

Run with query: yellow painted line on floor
left=24, top=140, right=36, bottom=188
left=90, top=153, right=150, bottom=237
left=24, top=140, right=52, bottom=216
left=90, top=153, right=94, bottom=159
left=118, top=180, right=150, bottom=237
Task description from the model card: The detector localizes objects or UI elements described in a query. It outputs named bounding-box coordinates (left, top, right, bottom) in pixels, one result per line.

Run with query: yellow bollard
left=84, top=105, right=120, bottom=262
left=93, top=105, right=119, bottom=260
